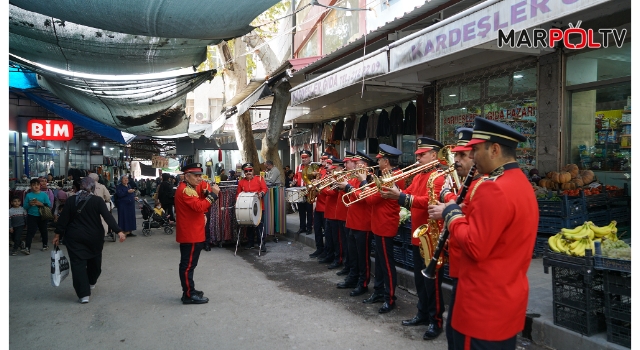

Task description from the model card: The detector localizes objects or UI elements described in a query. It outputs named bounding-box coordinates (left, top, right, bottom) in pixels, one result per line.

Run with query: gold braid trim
left=469, top=176, right=489, bottom=201
left=183, top=185, right=199, bottom=198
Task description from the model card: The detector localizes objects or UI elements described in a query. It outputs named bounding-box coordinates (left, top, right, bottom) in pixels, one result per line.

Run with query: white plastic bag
left=51, top=246, right=70, bottom=287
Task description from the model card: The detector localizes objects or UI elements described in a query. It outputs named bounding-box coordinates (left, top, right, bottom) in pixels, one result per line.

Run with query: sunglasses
left=244, top=169, right=253, bottom=173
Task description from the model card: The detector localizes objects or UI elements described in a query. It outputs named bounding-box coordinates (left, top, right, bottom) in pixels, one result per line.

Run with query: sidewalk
left=280, top=212, right=627, bottom=350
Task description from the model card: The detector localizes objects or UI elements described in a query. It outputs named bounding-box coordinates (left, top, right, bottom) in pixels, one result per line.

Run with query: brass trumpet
left=342, top=169, right=395, bottom=206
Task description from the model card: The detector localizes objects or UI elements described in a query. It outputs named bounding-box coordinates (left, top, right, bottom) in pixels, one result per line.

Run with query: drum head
left=235, top=192, right=261, bottom=226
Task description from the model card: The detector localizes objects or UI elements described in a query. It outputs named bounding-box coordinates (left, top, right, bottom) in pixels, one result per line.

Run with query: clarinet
left=422, top=164, right=477, bottom=279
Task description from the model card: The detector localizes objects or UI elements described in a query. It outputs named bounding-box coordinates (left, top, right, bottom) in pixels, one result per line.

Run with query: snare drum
left=285, top=187, right=306, bottom=203
left=235, top=192, right=262, bottom=226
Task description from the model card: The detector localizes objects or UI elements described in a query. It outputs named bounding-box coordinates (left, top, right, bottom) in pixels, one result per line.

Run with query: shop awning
left=10, top=0, right=282, bottom=40
left=11, top=55, right=216, bottom=137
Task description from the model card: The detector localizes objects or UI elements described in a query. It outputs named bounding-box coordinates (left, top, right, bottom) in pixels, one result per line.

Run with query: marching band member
left=311, top=153, right=330, bottom=260
left=236, top=163, right=268, bottom=252
left=318, top=156, right=337, bottom=263
left=429, top=118, right=537, bottom=350
left=336, top=151, right=376, bottom=297
left=362, top=144, right=406, bottom=313
left=321, top=157, right=345, bottom=270
left=174, top=163, right=220, bottom=304
left=429, top=127, right=487, bottom=349
left=334, top=152, right=355, bottom=277
left=380, top=137, right=446, bottom=340
left=293, top=150, right=315, bottom=235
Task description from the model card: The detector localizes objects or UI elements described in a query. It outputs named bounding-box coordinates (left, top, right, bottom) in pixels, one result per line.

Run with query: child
left=23, top=178, right=52, bottom=254
left=9, top=197, right=27, bottom=256
left=153, top=202, right=165, bottom=217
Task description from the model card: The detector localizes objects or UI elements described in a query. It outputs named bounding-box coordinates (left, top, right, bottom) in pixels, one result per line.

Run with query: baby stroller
left=139, top=199, right=174, bottom=236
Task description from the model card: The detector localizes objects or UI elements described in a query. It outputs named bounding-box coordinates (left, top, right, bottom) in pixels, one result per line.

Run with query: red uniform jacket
left=315, top=171, right=328, bottom=212
left=334, top=185, right=348, bottom=222
left=322, top=184, right=338, bottom=220
left=344, top=177, right=372, bottom=232
left=441, top=176, right=484, bottom=279
left=175, top=181, right=213, bottom=243
left=444, top=163, right=538, bottom=340
left=402, top=169, right=444, bottom=246
left=236, top=176, right=267, bottom=210
left=365, top=169, right=405, bottom=237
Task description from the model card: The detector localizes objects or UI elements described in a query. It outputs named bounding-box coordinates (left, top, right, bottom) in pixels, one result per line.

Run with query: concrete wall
left=536, top=50, right=562, bottom=174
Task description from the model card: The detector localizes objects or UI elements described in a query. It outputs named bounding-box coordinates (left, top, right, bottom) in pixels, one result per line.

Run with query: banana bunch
left=548, top=221, right=619, bottom=257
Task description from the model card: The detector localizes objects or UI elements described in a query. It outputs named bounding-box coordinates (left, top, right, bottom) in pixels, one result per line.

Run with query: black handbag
left=39, top=205, right=54, bottom=221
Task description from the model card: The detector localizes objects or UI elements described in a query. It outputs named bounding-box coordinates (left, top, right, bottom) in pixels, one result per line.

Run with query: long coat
left=116, top=183, right=137, bottom=231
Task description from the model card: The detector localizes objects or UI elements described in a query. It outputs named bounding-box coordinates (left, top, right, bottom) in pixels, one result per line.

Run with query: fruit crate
left=543, top=249, right=599, bottom=283
left=534, top=235, right=551, bottom=257
left=553, top=303, right=606, bottom=336
left=537, top=194, right=587, bottom=217
left=594, top=243, right=631, bottom=273
left=609, top=207, right=630, bottom=226
left=604, top=271, right=631, bottom=297
left=538, top=214, right=588, bottom=234
left=582, top=191, right=609, bottom=210
left=605, top=292, right=631, bottom=323
left=552, top=266, right=604, bottom=310
left=404, top=248, right=414, bottom=270
left=392, top=245, right=406, bottom=266
left=587, top=209, right=609, bottom=227
left=606, top=318, right=631, bottom=348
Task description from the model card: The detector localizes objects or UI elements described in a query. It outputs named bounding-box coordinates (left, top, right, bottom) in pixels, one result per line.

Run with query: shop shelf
left=537, top=214, right=588, bottom=234
left=537, top=194, right=586, bottom=217
left=606, top=318, right=631, bottom=348
left=553, top=303, right=606, bottom=336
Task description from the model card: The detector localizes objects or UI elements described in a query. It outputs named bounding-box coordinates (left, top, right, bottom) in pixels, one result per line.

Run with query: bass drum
left=235, top=192, right=262, bottom=226
left=285, top=187, right=306, bottom=203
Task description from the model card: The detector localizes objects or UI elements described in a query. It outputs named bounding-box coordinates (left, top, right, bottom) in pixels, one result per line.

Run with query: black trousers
left=246, top=211, right=265, bottom=247
left=297, top=202, right=313, bottom=232
left=11, top=225, right=24, bottom=250
left=313, top=211, right=325, bottom=250
left=68, top=250, right=102, bottom=299
left=161, top=201, right=175, bottom=221
left=336, top=220, right=348, bottom=265
left=451, top=326, right=517, bottom=350
left=323, top=218, right=334, bottom=257
left=179, top=242, right=204, bottom=297
left=347, top=229, right=371, bottom=287
left=26, top=215, right=48, bottom=249
left=373, top=235, right=397, bottom=305
left=447, top=278, right=459, bottom=350
left=412, top=245, right=445, bottom=326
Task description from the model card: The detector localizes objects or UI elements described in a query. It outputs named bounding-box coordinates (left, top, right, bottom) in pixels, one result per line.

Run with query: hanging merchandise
left=218, top=149, right=222, bottom=162
left=205, top=159, right=213, bottom=178
left=332, top=119, right=345, bottom=141
left=403, top=102, right=417, bottom=135
left=367, top=110, right=379, bottom=138
left=342, top=115, right=356, bottom=141
left=356, top=113, right=369, bottom=140
left=390, top=104, right=404, bottom=137
left=376, top=109, right=391, bottom=137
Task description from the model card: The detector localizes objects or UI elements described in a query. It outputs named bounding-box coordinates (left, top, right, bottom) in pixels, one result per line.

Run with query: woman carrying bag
left=53, top=177, right=126, bottom=304
left=115, top=175, right=138, bottom=237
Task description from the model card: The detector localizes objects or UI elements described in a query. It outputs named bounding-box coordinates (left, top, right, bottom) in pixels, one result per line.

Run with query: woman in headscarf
left=53, top=177, right=126, bottom=303
left=115, top=175, right=138, bottom=237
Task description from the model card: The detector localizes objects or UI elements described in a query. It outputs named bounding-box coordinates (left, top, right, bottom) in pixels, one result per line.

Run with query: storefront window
left=401, top=135, right=416, bottom=166
left=566, top=43, right=631, bottom=86
left=513, top=68, right=537, bottom=93
left=460, top=83, right=481, bottom=102
left=441, top=86, right=459, bottom=106
left=488, top=76, right=509, bottom=96
left=322, top=1, right=360, bottom=54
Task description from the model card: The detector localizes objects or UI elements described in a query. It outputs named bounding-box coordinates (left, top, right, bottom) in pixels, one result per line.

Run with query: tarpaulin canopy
left=10, top=0, right=281, bottom=40
left=11, top=55, right=216, bottom=137
left=9, top=4, right=215, bottom=75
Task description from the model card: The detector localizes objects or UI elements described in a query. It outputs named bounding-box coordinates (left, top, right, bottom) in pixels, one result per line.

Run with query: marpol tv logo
left=497, top=21, right=627, bottom=49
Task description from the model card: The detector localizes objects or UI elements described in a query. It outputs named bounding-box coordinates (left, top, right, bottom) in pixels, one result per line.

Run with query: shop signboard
left=27, top=119, right=73, bottom=141
left=389, top=0, right=611, bottom=72
left=290, top=50, right=388, bottom=106
left=90, top=147, right=103, bottom=156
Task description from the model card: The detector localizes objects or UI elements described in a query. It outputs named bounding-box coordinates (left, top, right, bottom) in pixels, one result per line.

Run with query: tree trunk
left=235, top=110, right=261, bottom=167
left=260, top=80, right=291, bottom=172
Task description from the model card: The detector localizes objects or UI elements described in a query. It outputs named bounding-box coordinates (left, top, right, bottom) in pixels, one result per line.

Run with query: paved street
left=9, top=206, right=546, bottom=350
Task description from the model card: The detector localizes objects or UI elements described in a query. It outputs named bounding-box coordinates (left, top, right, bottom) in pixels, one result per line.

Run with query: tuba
left=412, top=145, right=460, bottom=270
left=301, top=162, right=320, bottom=202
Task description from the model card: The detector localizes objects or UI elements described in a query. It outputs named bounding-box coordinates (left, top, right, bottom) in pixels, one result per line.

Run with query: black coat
left=157, top=181, right=174, bottom=204
left=390, top=105, right=404, bottom=136
left=356, top=113, right=369, bottom=140
left=376, top=109, right=391, bottom=137
left=403, top=102, right=417, bottom=135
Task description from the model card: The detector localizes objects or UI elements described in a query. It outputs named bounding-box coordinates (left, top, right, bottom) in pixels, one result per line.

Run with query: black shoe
left=362, top=293, right=384, bottom=304
left=318, top=256, right=333, bottom=264
left=204, top=243, right=211, bottom=251
left=244, top=245, right=255, bottom=250
left=309, top=249, right=323, bottom=258
left=336, top=281, right=357, bottom=289
left=378, top=302, right=395, bottom=314
left=349, top=285, right=368, bottom=297
left=296, top=229, right=307, bottom=234
left=336, top=268, right=350, bottom=276
left=402, top=315, right=429, bottom=327
left=422, top=324, right=442, bottom=340
left=194, top=290, right=204, bottom=297
left=127, top=233, right=137, bottom=237
left=306, top=228, right=313, bottom=235
left=327, top=262, right=342, bottom=270
left=182, top=293, right=209, bottom=304
left=316, top=252, right=328, bottom=260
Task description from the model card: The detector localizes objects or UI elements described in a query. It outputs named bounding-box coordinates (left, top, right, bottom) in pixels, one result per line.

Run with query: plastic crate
left=537, top=194, right=587, bottom=217
left=552, top=270, right=604, bottom=310
left=587, top=209, right=609, bottom=227
left=394, top=227, right=412, bottom=245
left=393, top=245, right=406, bottom=266
left=404, top=248, right=414, bottom=270
left=609, top=207, right=630, bottom=225
left=604, top=271, right=631, bottom=296
left=606, top=318, right=631, bottom=348
left=583, top=192, right=609, bottom=210
left=538, top=214, right=588, bottom=234
left=605, top=293, right=631, bottom=322
left=594, top=256, right=631, bottom=273
left=553, top=303, right=606, bottom=336
left=534, top=236, right=550, bottom=257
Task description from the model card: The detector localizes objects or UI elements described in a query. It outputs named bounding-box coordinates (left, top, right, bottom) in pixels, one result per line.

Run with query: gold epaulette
left=183, top=185, right=199, bottom=198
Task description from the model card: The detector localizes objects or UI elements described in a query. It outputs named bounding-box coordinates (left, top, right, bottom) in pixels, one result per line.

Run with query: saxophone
left=412, top=170, right=447, bottom=270
left=302, top=163, right=320, bottom=202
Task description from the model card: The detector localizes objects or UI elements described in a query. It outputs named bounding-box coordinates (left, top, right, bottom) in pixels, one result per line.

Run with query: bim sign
left=27, top=120, right=74, bottom=141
